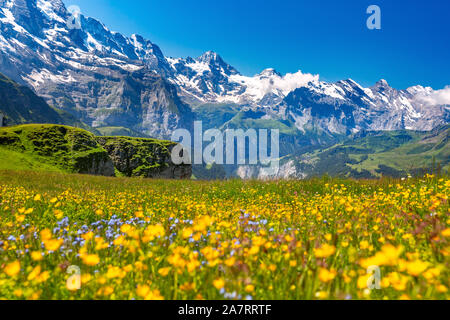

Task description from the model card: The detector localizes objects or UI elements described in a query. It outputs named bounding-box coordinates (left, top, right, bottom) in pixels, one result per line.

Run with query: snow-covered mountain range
left=0, top=0, right=193, bottom=138
left=167, top=53, right=449, bottom=134
left=0, top=0, right=449, bottom=141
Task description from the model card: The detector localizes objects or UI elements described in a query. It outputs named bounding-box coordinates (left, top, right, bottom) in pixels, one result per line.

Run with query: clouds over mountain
left=412, top=86, right=450, bottom=107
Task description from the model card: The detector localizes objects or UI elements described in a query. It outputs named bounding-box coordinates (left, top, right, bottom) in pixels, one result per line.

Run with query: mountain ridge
left=0, top=0, right=449, bottom=179
left=0, top=0, right=448, bottom=137
left=0, top=0, right=194, bottom=138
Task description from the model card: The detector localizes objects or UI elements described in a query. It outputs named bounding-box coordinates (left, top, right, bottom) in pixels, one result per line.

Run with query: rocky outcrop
left=96, top=136, right=191, bottom=179
left=72, top=148, right=115, bottom=177
left=0, top=124, right=115, bottom=176
left=0, top=124, right=191, bottom=179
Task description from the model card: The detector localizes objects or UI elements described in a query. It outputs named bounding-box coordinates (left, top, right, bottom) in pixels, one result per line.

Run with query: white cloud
left=228, top=70, right=319, bottom=102
left=413, top=86, right=450, bottom=106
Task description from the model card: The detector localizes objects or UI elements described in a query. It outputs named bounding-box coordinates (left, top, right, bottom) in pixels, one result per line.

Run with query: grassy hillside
left=0, top=73, right=64, bottom=125
left=0, top=147, right=65, bottom=173
left=297, top=125, right=450, bottom=178
left=0, top=124, right=114, bottom=175
left=194, top=103, right=241, bottom=131
left=0, top=124, right=190, bottom=179
left=96, top=126, right=149, bottom=138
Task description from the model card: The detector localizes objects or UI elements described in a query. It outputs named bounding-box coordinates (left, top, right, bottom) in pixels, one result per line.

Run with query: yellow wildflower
left=213, top=278, right=225, bottom=290
left=4, top=261, right=21, bottom=277
left=82, top=254, right=100, bottom=266
left=314, top=244, right=336, bottom=258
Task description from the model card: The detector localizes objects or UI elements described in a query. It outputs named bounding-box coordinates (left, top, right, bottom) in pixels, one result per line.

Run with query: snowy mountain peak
left=342, top=79, right=360, bottom=86
left=0, top=0, right=448, bottom=138
left=198, top=50, right=220, bottom=62
left=38, top=0, right=64, bottom=6
left=196, top=51, right=239, bottom=76
left=258, top=68, right=281, bottom=78
left=406, top=85, right=433, bottom=96
left=336, top=79, right=363, bottom=89
left=371, top=79, right=395, bottom=97
left=130, top=33, right=147, bottom=45
left=374, top=79, right=390, bottom=88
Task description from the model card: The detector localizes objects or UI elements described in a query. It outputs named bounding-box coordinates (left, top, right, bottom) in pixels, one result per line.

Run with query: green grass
left=0, top=124, right=111, bottom=174
left=0, top=124, right=186, bottom=179
left=0, top=170, right=448, bottom=300
left=96, top=127, right=148, bottom=138
left=350, top=129, right=450, bottom=174
left=0, top=147, right=64, bottom=172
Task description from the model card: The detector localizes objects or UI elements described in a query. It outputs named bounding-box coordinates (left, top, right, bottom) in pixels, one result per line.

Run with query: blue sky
left=62, top=0, right=450, bottom=89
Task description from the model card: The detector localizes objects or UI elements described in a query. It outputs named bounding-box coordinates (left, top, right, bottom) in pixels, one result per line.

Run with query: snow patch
left=0, top=8, right=27, bottom=33
left=37, top=0, right=66, bottom=23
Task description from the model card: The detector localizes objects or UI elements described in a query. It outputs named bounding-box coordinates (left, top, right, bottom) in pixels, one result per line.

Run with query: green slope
left=0, top=124, right=188, bottom=179
left=351, top=125, right=450, bottom=175
left=0, top=124, right=113, bottom=175
left=0, top=146, right=65, bottom=172
left=0, top=73, right=64, bottom=125
left=298, top=125, right=450, bottom=178
left=96, top=126, right=149, bottom=138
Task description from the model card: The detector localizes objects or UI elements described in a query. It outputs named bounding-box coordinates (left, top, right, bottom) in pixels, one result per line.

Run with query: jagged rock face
left=96, top=136, right=191, bottom=179
left=166, top=51, right=243, bottom=104
left=236, top=160, right=302, bottom=180
left=280, top=79, right=450, bottom=136
left=76, top=151, right=115, bottom=177
left=0, top=0, right=193, bottom=139
left=169, top=55, right=449, bottom=137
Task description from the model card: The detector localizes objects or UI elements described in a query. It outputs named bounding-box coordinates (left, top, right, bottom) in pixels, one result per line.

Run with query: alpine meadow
left=0, top=172, right=449, bottom=300
left=0, top=0, right=449, bottom=304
